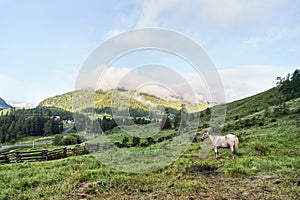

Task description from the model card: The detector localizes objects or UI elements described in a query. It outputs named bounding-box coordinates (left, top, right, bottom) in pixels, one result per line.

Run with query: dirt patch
left=185, top=164, right=218, bottom=176
left=250, top=175, right=283, bottom=184
left=68, top=181, right=100, bottom=199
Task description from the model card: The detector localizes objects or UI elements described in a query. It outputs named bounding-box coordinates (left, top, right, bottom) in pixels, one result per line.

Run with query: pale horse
left=200, top=131, right=239, bottom=159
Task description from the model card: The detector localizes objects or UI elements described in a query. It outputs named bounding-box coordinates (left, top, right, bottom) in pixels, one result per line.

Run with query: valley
left=0, top=70, right=299, bottom=199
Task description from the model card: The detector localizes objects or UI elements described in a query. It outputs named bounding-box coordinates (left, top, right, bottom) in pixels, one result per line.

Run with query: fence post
left=42, top=150, right=48, bottom=160
left=83, top=144, right=89, bottom=154
left=3, top=153, right=10, bottom=164
left=63, top=148, right=67, bottom=157
left=72, top=147, right=76, bottom=155
left=15, top=152, right=22, bottom=163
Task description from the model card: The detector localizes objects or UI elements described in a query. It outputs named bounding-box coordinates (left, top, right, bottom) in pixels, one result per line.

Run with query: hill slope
left=0, top=97, right=12, bottom=111
left=225, top=69, right=300, bottom=121
left=39, top=89, right=209, bottom=115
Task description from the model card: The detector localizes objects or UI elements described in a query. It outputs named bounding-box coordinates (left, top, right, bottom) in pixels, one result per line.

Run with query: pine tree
left=160, top=108, right=172, bottom=130
left=44, top=120, right=53, bottom=135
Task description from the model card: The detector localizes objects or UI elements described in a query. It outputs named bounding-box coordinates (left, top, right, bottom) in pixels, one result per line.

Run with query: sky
left=0, top=0, right=299, bottom=105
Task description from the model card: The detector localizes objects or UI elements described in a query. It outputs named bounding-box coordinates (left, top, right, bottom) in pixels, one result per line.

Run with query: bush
left=52, top=134, right=82, bottom=146
left=62, top=135, right=77, bottom=145
left=122, top=136, right=129, bottom=146
left=53, top=134, right=64, bottom=145
left=132, top=137, right=140, bottom=146
left=252, top=140, right=269, bottom=155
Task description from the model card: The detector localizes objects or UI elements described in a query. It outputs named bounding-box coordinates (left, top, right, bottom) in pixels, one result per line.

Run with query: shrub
left=53, top=134, right=64, bottom=145
left=62, top=135, right=77, bottom=145
left=258, top=122, right=264, bottom=126
left=122, top=136, right=129, bottom=146
left=252, top=140, right=269, bottom=155
left=132, top=137, right=140, bottom=146
left=146, top=137, right=155, bottom=145
left=52, top=134, right=82, bottom=146
left=140, top=141, right=149, bottom=147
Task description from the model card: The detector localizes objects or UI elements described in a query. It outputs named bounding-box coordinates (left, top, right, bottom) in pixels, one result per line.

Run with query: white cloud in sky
left=99, top=0, right=298, bottom=103
left=106, top=0, right=297, bottom=51
left=76, top=65, right=210, bottom=103
left=2, top=64, right=292, bottom=104
left=97, top=66, right=132, bottom=89
left=219, top=65, right=291, bottom=102
left=81, top=65, right=296, bottom=103
left=105, top=28, right=128, bottom=39
left=133, top=0, right=285, bottom=35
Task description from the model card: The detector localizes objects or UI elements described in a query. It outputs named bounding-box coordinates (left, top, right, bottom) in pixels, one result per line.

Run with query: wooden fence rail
left=0, top=128, right=200, bottom=165
left=84, top=143, right=114, bottom=151
left=0, top=146, right=89, bottom=165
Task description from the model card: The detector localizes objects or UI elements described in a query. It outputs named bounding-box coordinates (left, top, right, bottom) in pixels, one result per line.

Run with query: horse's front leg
left=214, top=147, right=219, bottom=159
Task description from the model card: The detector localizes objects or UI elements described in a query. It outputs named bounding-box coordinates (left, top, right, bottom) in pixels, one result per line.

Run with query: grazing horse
left=200, top=131, right=239, bottom=159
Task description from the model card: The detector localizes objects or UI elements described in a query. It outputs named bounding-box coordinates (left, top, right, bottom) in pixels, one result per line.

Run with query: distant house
left=50, top=116, right=60, bottom=121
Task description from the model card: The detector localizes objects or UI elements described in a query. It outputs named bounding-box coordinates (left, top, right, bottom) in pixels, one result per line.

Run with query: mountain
left=0, top=97, right=12, bottom=111
left=39, top=69, right=299, bottom=120
left=38, top=89, right=209, bottom=115
left=7, top=100, right=34, bottom=109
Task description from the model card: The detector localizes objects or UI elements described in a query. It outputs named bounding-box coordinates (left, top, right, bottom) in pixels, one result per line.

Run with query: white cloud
left=219, top=65, right=292, bottom=102
left=52, top=63, right=297, bottom=105
left=97, top=66, right=132, bottom=89
left=56, top=63, right=294, bottom=105
left=78, top=66, right=217, bottom=103
left=105, top=0, right=292, bottom=50
left=90, top=0, right=299, bottom=104
left=105, top=28, right=127, bottom=39
left=91, top=65, right=292, bottom=103
left=134, top=0, right=285, bottom=33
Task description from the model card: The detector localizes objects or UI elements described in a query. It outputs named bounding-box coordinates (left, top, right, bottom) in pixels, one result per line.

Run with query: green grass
left=1, top=112, right=299, bottom=199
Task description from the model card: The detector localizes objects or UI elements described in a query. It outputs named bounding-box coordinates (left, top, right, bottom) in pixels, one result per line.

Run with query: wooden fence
left=0, top=146, right=89, bottom=165
left=0, top=128, right=200, bottom=165
left=84, top=143, right=114, bottom=151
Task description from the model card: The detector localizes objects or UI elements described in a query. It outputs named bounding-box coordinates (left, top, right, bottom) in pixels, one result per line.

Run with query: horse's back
left=225, top=134, right=237, bottom=140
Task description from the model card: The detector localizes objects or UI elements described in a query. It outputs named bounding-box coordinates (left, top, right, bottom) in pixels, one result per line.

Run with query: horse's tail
left=234, top=136, right=239, bottom=154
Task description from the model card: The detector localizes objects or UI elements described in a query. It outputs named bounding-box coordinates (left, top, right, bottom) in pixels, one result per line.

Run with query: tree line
left=0, top=107, right=73, bottom=143
left=276, top=69, right=300, bottom=101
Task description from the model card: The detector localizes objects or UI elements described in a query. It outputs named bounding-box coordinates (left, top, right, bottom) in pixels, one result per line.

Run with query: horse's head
left=200, top=131, right=210, bottom=141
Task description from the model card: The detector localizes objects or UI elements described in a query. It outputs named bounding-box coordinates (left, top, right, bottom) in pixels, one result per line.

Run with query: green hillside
left=223, top=69, right=300, bottom=127
left=39, top=89, right=209, bottom=116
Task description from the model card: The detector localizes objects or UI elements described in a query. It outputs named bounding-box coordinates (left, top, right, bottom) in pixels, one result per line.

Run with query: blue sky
left=0, top=0, right=299, bottom=105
